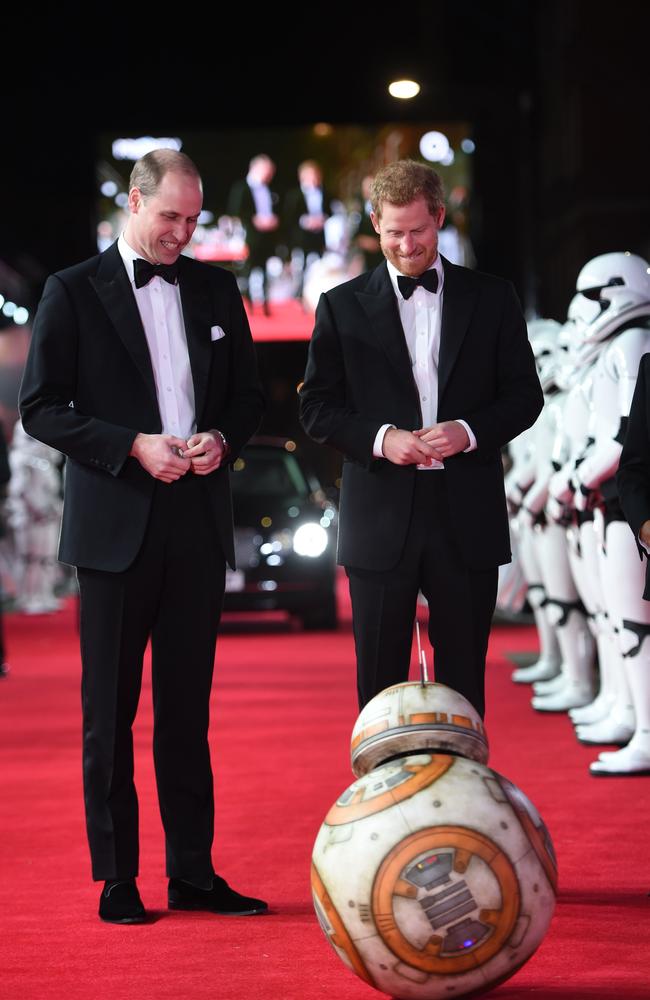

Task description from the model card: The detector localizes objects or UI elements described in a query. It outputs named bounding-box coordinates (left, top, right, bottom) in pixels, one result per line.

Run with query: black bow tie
left=133, top=258, right=179, bottom=289
left=397, top=269, right=439, bottom=299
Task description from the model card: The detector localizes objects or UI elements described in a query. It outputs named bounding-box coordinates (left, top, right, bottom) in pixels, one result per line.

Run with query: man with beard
left=300, top=159, right=543, bottom=717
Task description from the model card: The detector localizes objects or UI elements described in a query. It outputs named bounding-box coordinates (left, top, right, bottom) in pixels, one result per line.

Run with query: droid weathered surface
left=312, top=683, right=557, bottom=999
left=351, top=681, right=489, bottom=777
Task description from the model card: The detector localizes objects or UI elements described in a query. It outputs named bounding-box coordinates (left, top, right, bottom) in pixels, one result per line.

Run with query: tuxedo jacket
left=616, top=352, right=650, bottom=599
left=19, top=243, right=264, bottom=573
left=227, top=179, right=279, bottom=254
left=283, top=186, right=331, bottom=254
left=299, top=257, right=543, bottom=572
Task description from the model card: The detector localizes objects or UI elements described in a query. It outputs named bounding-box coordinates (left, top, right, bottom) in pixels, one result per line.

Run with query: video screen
left=95, top=123, right=474, bottom=486
left=96, top=122, right=474, bottom=344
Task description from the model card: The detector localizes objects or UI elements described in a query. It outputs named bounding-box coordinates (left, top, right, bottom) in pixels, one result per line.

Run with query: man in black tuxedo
left=284, top=160, right=333, bottom=304
left=284, top=161, right=330, bottom=255
left=351, top=174, right=384, bottom=272
left=300, top=160, right=543, bottom=717
left=227, top=154, right=280, bottom=315
left=19, top=150, right=267, bottom=923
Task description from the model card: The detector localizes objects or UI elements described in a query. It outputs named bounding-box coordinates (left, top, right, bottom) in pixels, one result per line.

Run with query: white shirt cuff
left=373, top=424, right=395, bottom=458
left=457, top=419, right=477, bottom=452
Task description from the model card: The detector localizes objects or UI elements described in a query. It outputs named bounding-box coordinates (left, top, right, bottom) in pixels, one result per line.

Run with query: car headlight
left=292, top=522, right=329, bottom=558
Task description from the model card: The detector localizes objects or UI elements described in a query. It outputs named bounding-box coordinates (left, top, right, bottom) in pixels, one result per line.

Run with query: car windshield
left=231, top=447, right=311, bottom=501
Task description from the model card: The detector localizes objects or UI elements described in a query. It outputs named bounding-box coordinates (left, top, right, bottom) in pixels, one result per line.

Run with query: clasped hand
left=130, top=432, right=226, bottom=483
left=382, top=421, right=470, bottom=466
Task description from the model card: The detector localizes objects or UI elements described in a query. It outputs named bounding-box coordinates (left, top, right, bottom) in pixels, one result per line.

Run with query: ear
left=436, top=205, right=446, bottom=229
left=370, top=210, right=381, bottom=235
left=128, top=187, right=143, bottom=214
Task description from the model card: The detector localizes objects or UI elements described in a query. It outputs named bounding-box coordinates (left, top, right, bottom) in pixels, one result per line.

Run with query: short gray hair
left=129, top=149, right=201, bottom=198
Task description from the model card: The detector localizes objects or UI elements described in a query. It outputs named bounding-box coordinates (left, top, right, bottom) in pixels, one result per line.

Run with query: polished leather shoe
left=168, top=875, right=268, bottom=915
left=99, top=879, right=146, bottom=924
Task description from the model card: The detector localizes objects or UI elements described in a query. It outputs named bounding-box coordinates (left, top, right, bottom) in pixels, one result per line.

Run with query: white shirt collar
left=117, top=233, right=141, bottom=284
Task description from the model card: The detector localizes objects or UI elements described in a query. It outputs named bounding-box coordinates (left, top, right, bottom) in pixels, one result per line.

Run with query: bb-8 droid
left=311, top=683, right=557, bottom=999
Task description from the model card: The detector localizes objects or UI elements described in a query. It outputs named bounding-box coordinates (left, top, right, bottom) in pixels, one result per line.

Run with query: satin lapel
left=178, top=258, right=213, bottom=426
left=438, top=257, right=479, bottom=401
left=355, top=263, right=416, bottom=395
left=90, top=244, right=158, bottom=405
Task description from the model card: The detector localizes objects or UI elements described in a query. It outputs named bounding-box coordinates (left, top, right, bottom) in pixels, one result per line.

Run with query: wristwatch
left=213, top=429, right=230, bottom=459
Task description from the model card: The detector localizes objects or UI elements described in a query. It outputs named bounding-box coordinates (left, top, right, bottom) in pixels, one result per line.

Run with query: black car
left=224, top=437, right=338, bottom=629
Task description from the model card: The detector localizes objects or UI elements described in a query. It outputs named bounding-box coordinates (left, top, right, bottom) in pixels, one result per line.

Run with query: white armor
left=547, top=350, right=620, bottom=729
left=570, top=253, right=650, bottom=774
left=521, top=355, right=596, bottom=712
left=6, top=421, right=63, bottom=614
left=506, top=320, right=562, bottom=682
left=518, top=320, right=594, bottom=711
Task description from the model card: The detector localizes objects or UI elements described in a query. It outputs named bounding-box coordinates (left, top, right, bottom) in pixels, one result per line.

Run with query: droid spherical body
left=312, top=753, right=557, bottom=999
left=313, top=683, right=557, bottom=998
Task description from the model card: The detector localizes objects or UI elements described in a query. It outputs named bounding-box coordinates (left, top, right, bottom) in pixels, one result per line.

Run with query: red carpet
left=245, top=299, right=314, bottom=342
left=1, top=601, right=648, bottom=1000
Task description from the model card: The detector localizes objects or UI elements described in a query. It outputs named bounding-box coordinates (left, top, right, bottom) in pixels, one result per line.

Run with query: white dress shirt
left=301, top=184, right=324, bottom=219
left=373, top=256, right=476, bottom=469
left=246, top=174, right=274, bottom=219
left=118, top=234, right=196, bottom=439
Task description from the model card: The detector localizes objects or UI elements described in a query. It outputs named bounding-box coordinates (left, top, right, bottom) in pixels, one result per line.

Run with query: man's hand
left=253, top=214, right=279, bottom=232
left=301, top=213, right=326, bottom=232
left=639, top=519, right=650, bottom=550
left=413, top=421, right=469, bottom=458
left=382, top=428, right=444, bottom=466
left=130, top=434, right=191, bottom=483
left=184, top=430, right=228, bottom=476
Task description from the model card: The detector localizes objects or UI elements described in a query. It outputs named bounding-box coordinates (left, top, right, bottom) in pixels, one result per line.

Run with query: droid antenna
left=415, top=620, right=429, bottom=686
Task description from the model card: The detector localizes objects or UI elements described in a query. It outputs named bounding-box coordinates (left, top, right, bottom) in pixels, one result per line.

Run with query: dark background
left=2, top=0, right=648, bottom=471
left=3, top=0, right=648, bottom=318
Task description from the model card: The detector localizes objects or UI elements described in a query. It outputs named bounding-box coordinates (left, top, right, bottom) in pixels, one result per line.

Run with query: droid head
left=576, top=251, right=650, bottom=344
left=350, top=681, right=489, bottom=777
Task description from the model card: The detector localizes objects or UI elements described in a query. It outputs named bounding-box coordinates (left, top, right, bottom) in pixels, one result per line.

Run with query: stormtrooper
left=568, top=253, right=650, bottom=775
left=517, top=313, right=596, bottom=711
left=7, top=420, right=63, bottom=614
left=505, top=320, right=563, bottom=684
left=545, top=299, right=615, bottom=727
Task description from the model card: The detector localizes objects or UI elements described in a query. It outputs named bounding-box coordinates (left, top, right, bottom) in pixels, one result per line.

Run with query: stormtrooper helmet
left=527, top=318, right=561, bottom=392
left=576, top=252, right=650, bottom=344
left=556, top=294, right=602, bottom=384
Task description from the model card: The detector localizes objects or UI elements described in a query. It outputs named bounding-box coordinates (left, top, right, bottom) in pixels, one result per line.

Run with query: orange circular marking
left=372, top=827, right=520, bottom=974
left=311, top=863, right=375, bottom=987
left=499, top=779, right=558, bottom=893
left=324, top=756, right=454, bottom=827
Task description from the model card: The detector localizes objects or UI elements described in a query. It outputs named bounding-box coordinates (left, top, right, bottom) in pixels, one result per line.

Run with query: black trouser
left=346, top=471, right=498, bottom=717
left=77, top=475, right=225, bottom=882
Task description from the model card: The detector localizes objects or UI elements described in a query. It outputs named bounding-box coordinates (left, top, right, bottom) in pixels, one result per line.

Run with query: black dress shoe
left=168, top=875, right=268, bottom=915
left=98, top=879, right=146, bottom=924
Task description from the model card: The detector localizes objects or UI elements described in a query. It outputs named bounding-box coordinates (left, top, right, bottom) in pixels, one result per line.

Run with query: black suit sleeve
left=617, top=354, right=650, bottom=545
left=299, top=291, right=382, bottom=466
left=19, top=274, right=136, bottom=476
left=215, top=270, right=265, bottom=459
left=460, top=282, right=543, bottom=453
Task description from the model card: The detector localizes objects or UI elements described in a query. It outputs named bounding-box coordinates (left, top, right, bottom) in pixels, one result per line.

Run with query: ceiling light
left=388, top=80, right=420, bottom=99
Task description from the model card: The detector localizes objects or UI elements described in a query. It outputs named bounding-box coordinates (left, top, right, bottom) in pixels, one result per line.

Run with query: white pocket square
left=210, top=325, right=226, bottom=341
